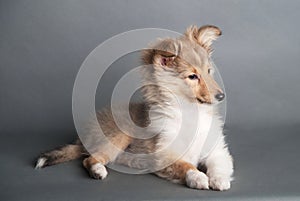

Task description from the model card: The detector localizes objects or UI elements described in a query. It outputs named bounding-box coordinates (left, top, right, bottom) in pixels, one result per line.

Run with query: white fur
left=205, top=137, right=233, bottom=190
left=35, top=157, right=46, bottom=169
left=90, top=163, right=108, bottom=179
left=209, top=175, right=231, bottom=191
left=186, top=169, right=209, bottom=189
left=154, top=98, right=215, bottom=166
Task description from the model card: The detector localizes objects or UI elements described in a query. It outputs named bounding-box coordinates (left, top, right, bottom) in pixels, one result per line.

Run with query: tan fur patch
left=155, top=160, right=198, bottom=184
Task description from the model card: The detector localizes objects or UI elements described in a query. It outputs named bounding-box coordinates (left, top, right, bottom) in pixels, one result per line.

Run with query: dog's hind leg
left=82, top=132, right=132, bottom=179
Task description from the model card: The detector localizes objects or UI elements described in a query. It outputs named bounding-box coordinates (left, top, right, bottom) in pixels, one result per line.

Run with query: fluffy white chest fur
left=151, top=98, right=222, bottom=166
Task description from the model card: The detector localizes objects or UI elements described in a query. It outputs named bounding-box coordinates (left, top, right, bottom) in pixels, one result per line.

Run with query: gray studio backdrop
left=1, top=1, right=300, bottom=201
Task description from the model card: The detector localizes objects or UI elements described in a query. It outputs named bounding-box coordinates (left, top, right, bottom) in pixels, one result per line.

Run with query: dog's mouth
left=197, top=98, right=212, bottom=105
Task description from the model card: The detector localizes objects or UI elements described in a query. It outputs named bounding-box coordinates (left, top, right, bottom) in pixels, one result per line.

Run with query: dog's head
left=142, top=25, right=224, bottom=105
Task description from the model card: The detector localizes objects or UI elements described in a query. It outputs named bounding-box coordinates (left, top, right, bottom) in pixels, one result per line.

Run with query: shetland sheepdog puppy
left=36, top=25, right=233, bottom=191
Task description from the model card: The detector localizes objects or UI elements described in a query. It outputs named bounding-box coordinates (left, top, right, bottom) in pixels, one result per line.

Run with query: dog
left=35, top=25, right=234, bottom=191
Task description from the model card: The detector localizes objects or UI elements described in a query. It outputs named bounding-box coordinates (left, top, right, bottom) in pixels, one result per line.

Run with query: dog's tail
left=35, top=140, right=85, bottom=169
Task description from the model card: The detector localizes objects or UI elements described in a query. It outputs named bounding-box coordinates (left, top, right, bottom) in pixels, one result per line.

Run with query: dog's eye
left=188, top=74, right=198, bottom=80
left=208, top=69, right=212, bottom=74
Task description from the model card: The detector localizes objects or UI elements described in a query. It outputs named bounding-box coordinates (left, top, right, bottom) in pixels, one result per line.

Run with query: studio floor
left=2, top=124, right=300, bottom=201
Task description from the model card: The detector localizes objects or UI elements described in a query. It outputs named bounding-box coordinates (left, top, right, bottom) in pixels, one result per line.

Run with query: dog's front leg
left=155, top=160, right=209, bottom=190
left=204, top=138, right=234, bottom=191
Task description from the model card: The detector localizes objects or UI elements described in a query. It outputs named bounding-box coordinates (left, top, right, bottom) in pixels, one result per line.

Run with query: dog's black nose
left=215, top=93, right=225, bottom=101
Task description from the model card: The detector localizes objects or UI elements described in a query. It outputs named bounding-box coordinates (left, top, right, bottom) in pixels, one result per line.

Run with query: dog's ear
left=185, top=25, right=221, bottom=53
left=142, top=38, right=179, bottom=67
left=153, top=52, right=176, bottom=67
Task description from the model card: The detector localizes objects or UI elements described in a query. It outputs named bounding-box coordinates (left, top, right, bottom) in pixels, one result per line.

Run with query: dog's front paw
left=209, top=175, right=231, bottom=191
left=89, top=163, right=108, bottom=179
left=185, top=169, right=209, bottom=190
